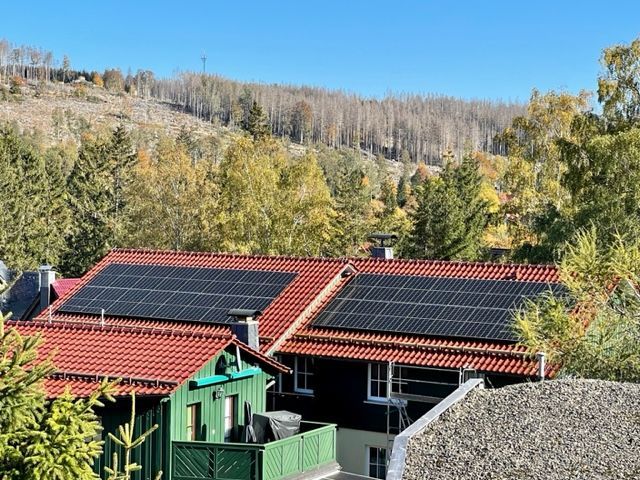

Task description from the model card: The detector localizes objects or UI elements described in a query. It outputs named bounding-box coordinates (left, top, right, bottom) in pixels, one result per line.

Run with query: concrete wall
left=337, top=427, right=393, bottom=477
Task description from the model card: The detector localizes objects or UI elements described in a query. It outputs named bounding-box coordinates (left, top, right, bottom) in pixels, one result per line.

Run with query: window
left=367, top=363, right=388, bottom=402
left=294, top=356, right=314, bottom=394
left=224, top=394, right=238, bottom=442
left=186, top=403, right=201, bottom=441
left=367, top=446, right=388, bottom=479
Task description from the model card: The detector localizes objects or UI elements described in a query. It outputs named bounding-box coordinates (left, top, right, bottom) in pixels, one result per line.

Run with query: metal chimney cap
left=368, top=233, right=398, bottom=242
left=369, top=232, right=398, bottom=249
left=38, top=264, right=53, bottom=272
left=227, top=308, right=263, bottom=319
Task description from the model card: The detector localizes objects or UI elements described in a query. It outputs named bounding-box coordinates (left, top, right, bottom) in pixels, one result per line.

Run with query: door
left=224, top=394, right=237, bottom=442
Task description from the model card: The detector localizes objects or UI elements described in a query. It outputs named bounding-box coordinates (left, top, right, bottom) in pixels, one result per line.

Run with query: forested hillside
left=152, top=74, right=522, bottom=163
left=0, top=38, right=522, bottom=164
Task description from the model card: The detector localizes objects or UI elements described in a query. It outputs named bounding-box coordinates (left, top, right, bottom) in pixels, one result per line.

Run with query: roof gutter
left=50, top=370, right=179, bottom=388
left=386, top=378, right=484, bottom=480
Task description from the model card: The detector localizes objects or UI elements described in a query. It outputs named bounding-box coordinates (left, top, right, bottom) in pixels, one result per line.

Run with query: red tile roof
left=37, top=248, right=561, bottom=379
left=9, top=319, right=288, bottom=398
left=41, top=249, right=348, bottom=352
left=277, top=258, right=560, bottom=377
left=352, top=257, right=559, bottom=282
left=51, top=278, right=80, bottom=298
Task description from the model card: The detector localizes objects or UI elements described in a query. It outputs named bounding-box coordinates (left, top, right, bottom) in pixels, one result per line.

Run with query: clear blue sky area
left=2, top=1, right=639, bottom=101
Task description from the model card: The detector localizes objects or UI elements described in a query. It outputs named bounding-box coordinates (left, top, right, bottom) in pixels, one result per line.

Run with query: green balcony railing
left=172, top=421, right=337, bottom=480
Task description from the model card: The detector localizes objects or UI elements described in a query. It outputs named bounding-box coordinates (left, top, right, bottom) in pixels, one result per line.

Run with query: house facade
left=17, top=248, right=561, bottom=479
left=271, top=257, right=560, bottom=478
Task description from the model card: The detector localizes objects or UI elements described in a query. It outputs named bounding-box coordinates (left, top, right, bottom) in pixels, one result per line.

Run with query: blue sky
left=2, top=1, right=639, bottom=101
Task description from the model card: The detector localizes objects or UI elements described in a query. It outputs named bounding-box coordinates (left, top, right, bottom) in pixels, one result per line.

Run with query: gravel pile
left=403, top=379, right=640, bottom=480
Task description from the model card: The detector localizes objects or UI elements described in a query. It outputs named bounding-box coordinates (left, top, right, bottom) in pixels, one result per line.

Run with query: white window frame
left=366, top=445, right=388, bottom=479
left=367, top=363, right=388, bottom=402
left=294, top=356, right=314, bottom=395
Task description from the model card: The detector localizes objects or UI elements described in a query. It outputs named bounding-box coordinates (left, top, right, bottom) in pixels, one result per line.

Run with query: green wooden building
left=12, top=318, right=338, bottom=480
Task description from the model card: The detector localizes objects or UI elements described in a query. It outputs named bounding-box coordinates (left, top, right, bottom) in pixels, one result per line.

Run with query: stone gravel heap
left=403, top=379, right=640, bottom=480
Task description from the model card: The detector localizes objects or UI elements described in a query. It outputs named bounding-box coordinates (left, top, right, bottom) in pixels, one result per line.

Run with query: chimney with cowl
left=38, top=264, right=56, bottom=312
left=369, top=233, right=398, bottom=260
left=228, top=308, right=261, bottom=351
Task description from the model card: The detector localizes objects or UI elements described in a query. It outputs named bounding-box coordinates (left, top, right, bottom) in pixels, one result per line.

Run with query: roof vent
left=228, top=309, right=262, bottom=351
left=368, top=233, right=398, bottom=260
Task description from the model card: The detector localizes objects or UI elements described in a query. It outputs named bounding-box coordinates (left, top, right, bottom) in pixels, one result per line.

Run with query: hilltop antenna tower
left=201, top=51, right=207, bottom=73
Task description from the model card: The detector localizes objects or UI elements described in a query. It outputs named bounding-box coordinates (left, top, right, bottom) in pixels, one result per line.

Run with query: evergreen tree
left=107, top=125, right=136, bottom=242
left=60, top=134, right=114, bottom=276
left=105, top=392, right=162, bottom=480
left=407, top=173, right=466, bottom=260
left=244, top=101, right=270, bottom=140
left=331, top=163, right=373, bottom=256
left=0, top=127, right=71, bottom=270
left=407, top=156, right=488, bottom=260
left=0, top=311, right=117, bottom=479
left=453, top=155, right=489, bottom=257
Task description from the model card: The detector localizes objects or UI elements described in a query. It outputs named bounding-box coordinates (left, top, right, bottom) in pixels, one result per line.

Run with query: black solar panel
left=58, top=263, right=297, bottom=323
left=312, top=274, right=565, bottom=341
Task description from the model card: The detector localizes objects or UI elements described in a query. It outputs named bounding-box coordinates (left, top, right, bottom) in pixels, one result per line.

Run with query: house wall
left=336, top=428, right=391, bottom=477
left=95, top=396, right=169, bottom=480
left=94, top=348, right=274, bottom=480
left=272, top=356, right=459, bottom=432
left=271, top=355, right=529, bottom=477
left=169, top=348, right=270, bottom=444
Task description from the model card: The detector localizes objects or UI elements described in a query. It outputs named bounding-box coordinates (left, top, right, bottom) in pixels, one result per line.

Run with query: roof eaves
left=232, top=338, right=291, bottom=374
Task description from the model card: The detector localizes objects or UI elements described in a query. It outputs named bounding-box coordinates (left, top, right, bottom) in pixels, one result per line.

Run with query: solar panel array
left=312, top=273, right=565, bottom=341
left=58, top=263, right=297, bottom=323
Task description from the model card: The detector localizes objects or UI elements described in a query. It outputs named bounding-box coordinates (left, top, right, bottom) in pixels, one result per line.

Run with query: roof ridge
left=110, top=248, right=557, bottom=271
left=11, top=319, right=233, bottom=341
left=109, top=247, right=348, bottom=264
left=353, top=256, right=557, bottom=271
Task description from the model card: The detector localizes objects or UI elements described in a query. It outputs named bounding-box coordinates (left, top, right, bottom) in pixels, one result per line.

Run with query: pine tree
left=331, top=163, right=373, bottom=256
left=453, top=154, right=489, bottom=258
left=60, top=134, right=114, bottom=276
left=105, top=392, right=162, bottom=480
left=407, top=156, right=488, bottom=260
left=244, top=101, right=270, bottom=140
left=408, top=174, right=465, bottom=259
left=0, top=309, right=117, bottom=479
left=0, top=127, right=71, bottom=270
left=107, top=125, right=136, bottom=242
